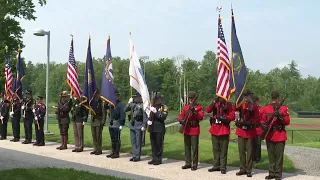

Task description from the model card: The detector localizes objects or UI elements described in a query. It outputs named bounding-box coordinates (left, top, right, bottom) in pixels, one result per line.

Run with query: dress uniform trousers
left=24, top=117, right=33, bottom=141
left=73, top=122, right=84, bottom=150
left=266, top=141, right=285, bottom=178
left=211, top=135, right=229, bottom=170
left=238, top=136, right=254, bottom=173
left=0, top=118, right=8, bottom=139
left=12, top=116, right=20, bottom=140
left=35, top=119, right=45, bottom=144
left=184, top=135, right=199, bottom=167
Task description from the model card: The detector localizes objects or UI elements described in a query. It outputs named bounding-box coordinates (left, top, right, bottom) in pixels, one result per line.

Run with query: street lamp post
left=33, top=28, right=52, bottom=134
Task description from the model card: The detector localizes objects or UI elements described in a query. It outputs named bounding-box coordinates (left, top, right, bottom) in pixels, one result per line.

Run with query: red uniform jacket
left=235, top=102, right=259, bottom=138
left=261, top=104, right=290, bottom=142
left=255, top=105, right=263, bottom=136
left=178, top=103, right=204, bottom=136
left=206, top=102, right=235, bottom=136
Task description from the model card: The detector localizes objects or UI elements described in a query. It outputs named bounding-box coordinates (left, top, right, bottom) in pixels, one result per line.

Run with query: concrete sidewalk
left=0, top=138, right=319, bottom=180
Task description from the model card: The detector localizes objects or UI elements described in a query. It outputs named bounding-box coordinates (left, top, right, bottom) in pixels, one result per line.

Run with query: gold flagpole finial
left=5, top=45, right=8, bottom=52
left=70, top=34, right=73, bottom=38
left=89, top=34, right=91, bottom=39
left=18, top=45, right=21, bottom=53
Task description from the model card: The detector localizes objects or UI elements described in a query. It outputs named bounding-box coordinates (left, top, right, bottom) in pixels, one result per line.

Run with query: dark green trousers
left=266, top=141, right=285, bottom=178
left=211, top=135, right=229, bottom=170
left=91, top=125, right=103, bottom=151
left=238, top=136, right=253, bottom=173
left=184, top=135, right=199, bottom=167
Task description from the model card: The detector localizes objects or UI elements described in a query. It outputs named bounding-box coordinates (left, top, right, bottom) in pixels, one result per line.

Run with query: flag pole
left=129, top=32, right=133, bottom=98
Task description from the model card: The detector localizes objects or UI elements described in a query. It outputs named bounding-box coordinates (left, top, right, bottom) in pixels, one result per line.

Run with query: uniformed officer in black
left=33, top=96, right=46, bottom=146
left=21, top=90, right=34, bottom=144
left=106, top=90, right=125, bottom=158
left=10, top=93, right=21, bottom=142
left=0, top=92, right=10, bottom=140
left=148, top=92, right=168, bottom=165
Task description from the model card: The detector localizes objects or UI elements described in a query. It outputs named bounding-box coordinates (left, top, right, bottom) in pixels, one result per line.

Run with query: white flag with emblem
left=129, top=34, right=151, bottom=117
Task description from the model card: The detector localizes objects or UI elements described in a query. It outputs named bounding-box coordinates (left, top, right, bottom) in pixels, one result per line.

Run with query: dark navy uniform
left=148, top=93, right=168, bottom=165
left=10, top=95, right=21, bottom=142
left=33, top=96, right=46, bottom=146
left=21, top=90, right=34, bottom=144
left=0, top=92, right=9, bottom=140
left=106, top=90, right=125, bottom=159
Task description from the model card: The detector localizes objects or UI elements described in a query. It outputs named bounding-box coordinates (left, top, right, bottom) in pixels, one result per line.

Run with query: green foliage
left=14, top=50, right=317, bottom=112
left=0, top=0, right=47, bottom=87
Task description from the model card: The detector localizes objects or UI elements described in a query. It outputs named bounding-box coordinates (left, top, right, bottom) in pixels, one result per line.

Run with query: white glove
left=82, top=122, right=85, bottom=125
left=128, top=98, right=133, bottom=104
left=141, top=127, right=145, bottom=131
left=35, top=116, right=38, bottom=120
left=10, top=112, right=14, bottom=116
left=32, top=109, right=36, bottom=113
left=147, top=120, right=152, bottom=125
left=21, top=105, right=25, bottom=110
left=150, top=106, right=157, bottom=113
left=119, top=126, right=123, bottom=130
left=0, top=116, right=3, bottom=120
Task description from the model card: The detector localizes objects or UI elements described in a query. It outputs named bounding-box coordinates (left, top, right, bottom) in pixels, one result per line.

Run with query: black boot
left=106, top=143, right=115, bottom=158
left=111, top=142, right=120, bottom=158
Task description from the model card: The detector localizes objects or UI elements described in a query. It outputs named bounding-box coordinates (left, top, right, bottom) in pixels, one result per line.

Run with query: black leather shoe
left=247, top=172, right=252, bottom=177
left=90, top=151, right=96, bottom=155
left=191, top=166, right=197, bottom=171
left=236, top=171, right=247, bottom=176
left=111, top=154, right=119, bottom=158
left=153, top=161, right=161, bottom=165
left=76, top=149, right=83, bottom=152
left=33, top=143, right=38, bottom=146
left=221, top=170, right=226, bottom=174
left=148, top=160, right=154, bottom=164
left=133, top=158, right=140, bottom=162
left=10, top=139, right=15, bottom=142
left=37, top=143, right=45, bottom=146
left=208, top=166, right=220, bottom=172
left=265, top=175, right=276, bottom=179
left=182, top=165, right=191, bottom=169
left=129, top=158, right=134, bottom=161
left=106, top=153, right=114, bottom=158
left=13, top=139, right=19, bottom=142
left=95, top=150, right=102, bottom=155
left=72, top=149, right=78, bottom=152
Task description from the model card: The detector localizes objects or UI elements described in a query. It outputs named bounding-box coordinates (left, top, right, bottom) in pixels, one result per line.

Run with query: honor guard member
left=206, top=96, right=235, bottom=174
left=21, top=90, right=34, bottom=144
left=235, top=89, right=260, bottom=177
left=71, top=95, right=88, bottom=152
left=106, top=90, right=125, bottom=159
left=33, top=96, right=46, bottom=146
left=90, top=90, right=106, bottom=155
left=178, top=91, right=204, bottom=171
left=262, top=91, right=290, bottom=180
left=252, top=95, right=262, bottom=163
left=55, top=90, right=72, bottom=150
left=148, top=92, right=168, bottom=165
left=125, top=92, right=147, bottom=162
left=10, top=93, right=21, bottom=142
left=0, top=92, right=10, bottom=140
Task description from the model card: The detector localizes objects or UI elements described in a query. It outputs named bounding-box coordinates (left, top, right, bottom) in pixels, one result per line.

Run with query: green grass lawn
left=0, top=168, right=127, bottom=180
left=6, top=119, right=295, bottom=173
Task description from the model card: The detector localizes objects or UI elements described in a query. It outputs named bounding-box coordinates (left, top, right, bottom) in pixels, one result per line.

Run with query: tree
left=0, top=0, right=47, bottom=87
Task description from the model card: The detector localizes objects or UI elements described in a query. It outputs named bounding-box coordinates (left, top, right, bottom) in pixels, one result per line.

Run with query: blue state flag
left=82, top=37, right=98, bottom=113
left=101, top=36, right=116, bottom=107
left=15, top=49, right=25, bottom=100
left=230, top=8, right=247, bottom=108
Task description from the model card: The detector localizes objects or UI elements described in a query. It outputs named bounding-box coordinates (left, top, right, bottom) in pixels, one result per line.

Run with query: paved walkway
left=0, top=138, right=319, bottom=180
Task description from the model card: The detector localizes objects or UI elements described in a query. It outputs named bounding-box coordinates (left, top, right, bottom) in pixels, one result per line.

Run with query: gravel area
left=0, top=138, right=319, bottom=180
left=262, top=144, right=320, bottom=176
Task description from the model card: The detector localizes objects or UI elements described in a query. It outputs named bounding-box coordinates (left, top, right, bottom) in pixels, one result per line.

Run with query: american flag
left=5, top=52, right=13, bottom=101
left=216, top=15, right=231, bottom=100
left=67, top=37, right=81, bottom=99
